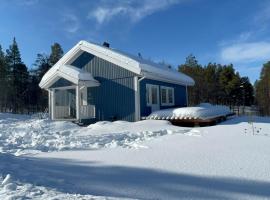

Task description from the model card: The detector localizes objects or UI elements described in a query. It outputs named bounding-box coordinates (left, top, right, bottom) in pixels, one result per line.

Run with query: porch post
left=51, top=89, right=55, bottom=120
left=134, top=76, right=140, bottom=121
left=185, top=85, right=189, bottom=107
left=76, top=85, right=81, bottom=121
left=48, top=89, right=51, bottom=119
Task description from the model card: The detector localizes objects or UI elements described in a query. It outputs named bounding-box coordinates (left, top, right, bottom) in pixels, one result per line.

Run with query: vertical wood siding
left=72, top=52, right=136, bottom=122
left=51, top=51, right=188, bottom=122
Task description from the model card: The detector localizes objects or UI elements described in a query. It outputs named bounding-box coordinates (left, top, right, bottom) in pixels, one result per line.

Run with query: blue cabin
left=39, top=41, right=195, bottom=123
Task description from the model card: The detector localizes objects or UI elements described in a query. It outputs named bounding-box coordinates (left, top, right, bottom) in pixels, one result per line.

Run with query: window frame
left=146, top=84, right=160, bottom=106
left=160, top=86, right=175, bottom=106
left=80, top=87, right=88, bottom=106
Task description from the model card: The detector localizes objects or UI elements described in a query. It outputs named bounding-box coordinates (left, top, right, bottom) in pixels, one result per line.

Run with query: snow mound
left=148, top=104, right=231, bottom=120
left=0, top=113, right=191, bottom=155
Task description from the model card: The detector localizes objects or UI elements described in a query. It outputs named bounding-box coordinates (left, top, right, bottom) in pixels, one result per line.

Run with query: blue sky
left=1, top=0, right=270, bottom=83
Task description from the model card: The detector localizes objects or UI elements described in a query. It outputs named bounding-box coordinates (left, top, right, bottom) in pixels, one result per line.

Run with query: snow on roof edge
left=81, top=40, right=195, bottom=86
left=39, top=40, right=195, bottom=88
left=39, top=65, right=100, bottom=89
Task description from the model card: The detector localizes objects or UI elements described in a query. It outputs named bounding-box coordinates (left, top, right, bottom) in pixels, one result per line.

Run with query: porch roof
left=39, top=64, right=100, bottom=89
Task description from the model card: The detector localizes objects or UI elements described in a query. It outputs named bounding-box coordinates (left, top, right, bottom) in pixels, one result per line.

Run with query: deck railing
left=54, top=106, right=75, bottom=119
left=54, top=105, right=95, bottom=119
left=80, top=105, right=96, bottom=119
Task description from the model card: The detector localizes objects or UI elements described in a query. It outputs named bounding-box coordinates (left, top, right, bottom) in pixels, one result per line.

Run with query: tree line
left=255, top=61, right=270, bottom=116
left=0, top=38, right=63, bottom=113
left=178, top=54, right=254, bottom=108
left=0, top=38, right=269, bottom=116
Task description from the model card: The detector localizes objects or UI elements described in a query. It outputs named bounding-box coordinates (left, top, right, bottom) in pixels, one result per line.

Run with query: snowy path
left=1, top=114, right=270, bottom=199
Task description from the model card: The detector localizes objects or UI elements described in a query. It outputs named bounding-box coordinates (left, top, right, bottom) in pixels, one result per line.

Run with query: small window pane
left=161, top=88, right=167, bottom=104
left=151, top=87, right=158, bottom=104
left=168, top=89, right=173, bottom=103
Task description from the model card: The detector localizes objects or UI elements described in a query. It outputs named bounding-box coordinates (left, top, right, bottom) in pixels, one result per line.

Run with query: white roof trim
left=39, top=65, right=100, bottom=89
left=80, top=43, right=141, bottom=75
left=39, top=40, right=195, bottom=88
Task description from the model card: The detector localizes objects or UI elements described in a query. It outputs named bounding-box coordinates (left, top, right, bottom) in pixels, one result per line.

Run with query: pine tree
left=31, top=53, right=52, bottom=110
left=240, top=77, right=254, bottom=106
left=218, top=64, right=241, bottom=105
left=179, top=55, right=204, bottom=105
left=34, top=53, right=51, bottom=80
left=13, top=63, right=29, bottom=112
left=0, top=45, right=7, bottom=111
left=6, top=37, right=22, bottom=67
left=185, top=54, right=198, bottom=67
left=5, top=38, right=29, bottom=113
left=28, top=71, right=41, bottom=109
left=204, top=63, right=220, bottom=104
left=49, top=43, right=63, bottom=65
left=255, top=61, right=270, bottom=115
left=178, top=55, right=253, bottom=107
left=29, top=42, right=64, bottom=112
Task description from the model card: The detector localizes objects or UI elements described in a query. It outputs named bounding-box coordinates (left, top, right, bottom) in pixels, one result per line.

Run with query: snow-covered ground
left=1, top=113, right=270, bottom=199
left=0, top=113, right=192, bottom=155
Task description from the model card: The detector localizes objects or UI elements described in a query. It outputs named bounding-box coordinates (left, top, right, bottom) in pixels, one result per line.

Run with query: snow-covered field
left=1, top=113, right=270, bottom=200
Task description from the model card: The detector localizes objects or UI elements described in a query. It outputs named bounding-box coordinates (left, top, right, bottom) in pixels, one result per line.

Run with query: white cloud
left=221, top=42, right=270, bottom=63
left=61, top=13, right=80, bottom=33
left=88, top=0, right=183, bottom=24
left=218, top=1, right=270, bottom=65
left=218, top=31, right=254, bottom=47
left=90, top=6, right=127, bottom=24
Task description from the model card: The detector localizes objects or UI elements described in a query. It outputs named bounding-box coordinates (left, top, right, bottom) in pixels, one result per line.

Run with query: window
left=146, top=84, right=159, bottom=106
left=161, top=88, right=167, bottom=104
left=160, top=86, right=174, bottom=106
left=80, top=87, right=88, bottom=106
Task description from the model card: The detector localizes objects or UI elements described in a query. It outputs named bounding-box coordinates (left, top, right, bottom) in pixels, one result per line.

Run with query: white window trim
left=160, top=86, right=175, bottom=106
left=146, top=84, right=159, bottom=106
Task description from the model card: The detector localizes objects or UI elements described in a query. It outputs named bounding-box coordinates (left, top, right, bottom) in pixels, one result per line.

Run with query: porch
left=40, top=65, right=100, bottom=121
left=50, top=86, right=96, bottom=121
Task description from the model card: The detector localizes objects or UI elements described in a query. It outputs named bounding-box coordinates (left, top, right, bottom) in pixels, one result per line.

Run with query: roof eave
left=141, top=70, right=195, bottom=86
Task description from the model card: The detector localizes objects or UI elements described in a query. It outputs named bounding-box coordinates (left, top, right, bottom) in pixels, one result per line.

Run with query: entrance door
left=54, top=88, right=76, bottom=119
left=146, top=84, right=160, bottom=112
left=68, top=89, right=76, bottom=118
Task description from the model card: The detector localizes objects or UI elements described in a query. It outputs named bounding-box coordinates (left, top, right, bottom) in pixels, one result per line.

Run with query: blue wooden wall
left=71, top=52, right=136, bottom=122
left=49, top=51, right=189, bottom=122
left=140, top=79, right=187, bottom=117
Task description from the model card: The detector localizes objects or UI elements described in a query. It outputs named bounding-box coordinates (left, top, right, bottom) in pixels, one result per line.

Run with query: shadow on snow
left=1, top=153, right=270, bottom=200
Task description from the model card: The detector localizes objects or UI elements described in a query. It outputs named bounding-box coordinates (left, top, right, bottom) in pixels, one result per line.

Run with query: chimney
left=103, top=42, right=110, bottom=48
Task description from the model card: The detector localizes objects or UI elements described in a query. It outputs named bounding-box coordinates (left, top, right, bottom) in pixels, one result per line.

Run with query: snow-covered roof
left=39, top=40, right=195, bottom=88
left=39, top=64, right=100, bottom=89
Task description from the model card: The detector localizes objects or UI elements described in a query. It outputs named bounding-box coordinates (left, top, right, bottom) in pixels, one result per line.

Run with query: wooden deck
left=144, top=113, right=235, bottom=127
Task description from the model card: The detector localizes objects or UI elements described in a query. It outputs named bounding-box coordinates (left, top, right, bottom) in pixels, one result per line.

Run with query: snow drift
left=0, top=113, right=192, bottom=155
